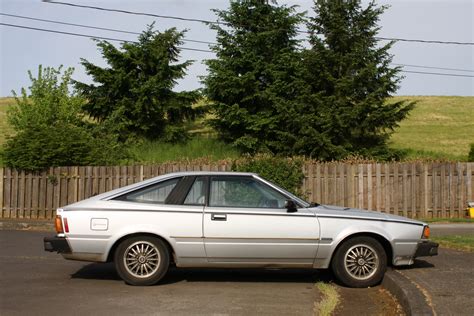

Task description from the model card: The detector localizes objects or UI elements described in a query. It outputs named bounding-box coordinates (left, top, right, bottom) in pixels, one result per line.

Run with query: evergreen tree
left=203, top=0, right=307, bottom=153
left=76, top=25, right=198, bottom=142
left=303, top=0, right=414, bottom=159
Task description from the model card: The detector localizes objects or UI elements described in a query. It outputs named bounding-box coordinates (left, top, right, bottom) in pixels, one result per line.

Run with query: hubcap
left=344, top=244, right=379, bottom=280
left=123, top=241, right=161, bottom=278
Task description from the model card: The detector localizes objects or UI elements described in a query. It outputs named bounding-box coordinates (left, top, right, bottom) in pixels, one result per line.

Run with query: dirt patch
left=335, top=285, right=404, bottom=316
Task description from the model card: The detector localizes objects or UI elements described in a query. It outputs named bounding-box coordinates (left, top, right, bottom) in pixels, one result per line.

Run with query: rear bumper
left=44, top=236, right=71, bottom=253
left=414, top=241, right=439, bottom=257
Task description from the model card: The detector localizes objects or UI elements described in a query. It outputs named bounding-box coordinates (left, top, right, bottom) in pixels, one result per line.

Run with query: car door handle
left=211, top=213, right=227, bottom=221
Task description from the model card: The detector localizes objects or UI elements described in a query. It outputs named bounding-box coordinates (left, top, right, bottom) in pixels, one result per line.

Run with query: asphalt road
left=394, top=223, right=474, bottom=315
left=3, top=226, right=470, bottom=316
left=430, top=223, right=474, bottom=236
left=0, top=230, right=321, bottom=316
left=396, top=248, right=474, bottom=315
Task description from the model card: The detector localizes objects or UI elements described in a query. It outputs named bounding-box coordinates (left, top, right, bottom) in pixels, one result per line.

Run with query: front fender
left=313, top=219, right=394, bottom=269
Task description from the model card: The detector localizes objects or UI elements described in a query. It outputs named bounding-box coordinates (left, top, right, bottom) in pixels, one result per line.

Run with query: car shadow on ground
left=71, top=262, right=332, bottom=285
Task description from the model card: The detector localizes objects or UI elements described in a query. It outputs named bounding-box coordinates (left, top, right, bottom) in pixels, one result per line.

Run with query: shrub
left=468, top=143, right=474, bottom=162
left=232, top=154, right=305, bottom=196
left=3, top=65, right=129, bottom=171
left=2, top=124, right=129, bottom=172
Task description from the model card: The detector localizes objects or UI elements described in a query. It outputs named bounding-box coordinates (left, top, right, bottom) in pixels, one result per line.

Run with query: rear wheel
left=331, top=236, right=387, bottom=288
left=114, top=236, right=169, bottom=286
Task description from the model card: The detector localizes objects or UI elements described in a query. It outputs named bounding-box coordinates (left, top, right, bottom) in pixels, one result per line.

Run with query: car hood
left=310, top=204, right=426, bottom=225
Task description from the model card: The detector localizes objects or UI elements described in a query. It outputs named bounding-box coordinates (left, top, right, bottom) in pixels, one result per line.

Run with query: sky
left=1, top=0, right=473, bottom=97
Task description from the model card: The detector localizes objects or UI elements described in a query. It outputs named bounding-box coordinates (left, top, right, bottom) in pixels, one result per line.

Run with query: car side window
left=184, top=176, right=206, bottom=205
left=209, top=177, right=287, bottom=208
left=114, top=177, right=181, bottom=204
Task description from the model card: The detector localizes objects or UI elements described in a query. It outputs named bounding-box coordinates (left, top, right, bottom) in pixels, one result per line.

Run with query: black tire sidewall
left=331, top=236, right=387, bottom=288
left=114, top=236, right=170, bottom=286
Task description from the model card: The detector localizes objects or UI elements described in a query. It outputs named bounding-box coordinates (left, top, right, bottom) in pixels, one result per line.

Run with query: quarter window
left=114, top=177, right=181, bottom=204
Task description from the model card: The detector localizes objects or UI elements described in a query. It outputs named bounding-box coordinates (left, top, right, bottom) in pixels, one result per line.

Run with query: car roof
left=62, top=171, right=259, bottom=207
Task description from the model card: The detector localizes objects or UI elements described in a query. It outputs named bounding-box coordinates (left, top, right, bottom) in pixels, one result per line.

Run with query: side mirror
left=285, top=200, right=298, bottom=213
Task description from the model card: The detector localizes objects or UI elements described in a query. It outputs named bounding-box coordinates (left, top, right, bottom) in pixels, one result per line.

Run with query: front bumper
left=414, top=241, right=439, bottom=257
left=44, top=236, right=71, bottom=253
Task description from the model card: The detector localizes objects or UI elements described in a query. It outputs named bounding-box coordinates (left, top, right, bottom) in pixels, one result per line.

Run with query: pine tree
left=75, top=25, right=198, bottom=142
left=303, top=0, right=414, bottom=159
left=203, top=0, right=307, bottom=153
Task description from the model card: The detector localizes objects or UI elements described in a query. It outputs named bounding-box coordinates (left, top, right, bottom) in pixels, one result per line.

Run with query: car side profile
left=44, top=171, right=438, bottom=287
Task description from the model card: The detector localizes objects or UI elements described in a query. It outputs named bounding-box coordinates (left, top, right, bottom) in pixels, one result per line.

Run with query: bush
left=232, top=154, right=305, bottom=196
left=3, top=65, right=129, bottom=171
left=469, top=144, right=474, bottom=162
left=2, top=124, right=129, bottom=172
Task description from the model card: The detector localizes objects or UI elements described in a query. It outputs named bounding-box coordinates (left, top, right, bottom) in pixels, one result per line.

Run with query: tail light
left=63, top=217, right=70, bottom=233
left=55, top=215, right=64, bottom=234
left=422, top=226, right=430, bottom=239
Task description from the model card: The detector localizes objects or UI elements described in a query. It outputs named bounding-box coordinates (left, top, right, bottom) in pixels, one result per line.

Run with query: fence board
left=11, top=170, right=18, bottom=218
left=3, top=168, right=11, bottom=218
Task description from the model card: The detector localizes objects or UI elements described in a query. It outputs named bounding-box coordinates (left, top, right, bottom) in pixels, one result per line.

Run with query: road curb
left=0, top=219, right=54, bottom=232
left=382, top=268, right=434, bottom=316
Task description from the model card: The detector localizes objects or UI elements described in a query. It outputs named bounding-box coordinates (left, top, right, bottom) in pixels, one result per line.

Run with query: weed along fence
left=1, top=162, right=473, bottom=220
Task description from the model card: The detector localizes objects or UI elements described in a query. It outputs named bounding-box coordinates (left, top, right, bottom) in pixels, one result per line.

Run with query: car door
left=203, top=175, right=320, bottom=266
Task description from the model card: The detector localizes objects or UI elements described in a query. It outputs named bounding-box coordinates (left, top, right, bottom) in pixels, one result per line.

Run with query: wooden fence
left=1, top=162, right=473, bottom=220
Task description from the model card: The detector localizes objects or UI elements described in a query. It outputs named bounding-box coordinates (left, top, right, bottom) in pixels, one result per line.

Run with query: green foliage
left=204, top=0, right=414, bottom=161
left=301, top=0, right=415, bottom=160
left=468, top=144, right=474, bottom=162
left=130, top=137, right=240, bottom=164
left=232, top=155, right=305, bottom=196
left=8, top=66, right=84, bottom=131
left=3, top=65, right=128, bottom=171
left=3, top=124, right=128, bottom=171
left=203, top=0, right=307, bottom=154
left=76, top=25, right=199, bottom=142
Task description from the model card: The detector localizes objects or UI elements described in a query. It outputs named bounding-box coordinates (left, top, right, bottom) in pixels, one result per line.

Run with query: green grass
left=389, top=96, right=474, bottom=161
left=314, top=282, right=340, bottom=316
left=420, top=218, right=474, bottom=224
left=431, top=235, right=474, bottom=252
left=0, top=97, right=15, bottom=145
left=129, top=137, right=240, bottom=163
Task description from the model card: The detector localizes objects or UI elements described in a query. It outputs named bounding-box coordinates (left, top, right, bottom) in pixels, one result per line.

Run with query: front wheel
left=114, top=236, right=170, bottom=286
left=331, top=236, right=387, bottom=288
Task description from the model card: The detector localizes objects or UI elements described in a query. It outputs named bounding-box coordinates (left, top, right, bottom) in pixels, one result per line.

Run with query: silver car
left=44, top=171, right=438, bottom=288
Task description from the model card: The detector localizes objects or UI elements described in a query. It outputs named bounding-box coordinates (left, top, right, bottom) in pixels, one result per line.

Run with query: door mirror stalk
left=285, top=200, right=297, bottom=213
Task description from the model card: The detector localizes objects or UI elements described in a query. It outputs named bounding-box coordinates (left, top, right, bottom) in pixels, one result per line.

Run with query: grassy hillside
left=389, top=96, right=473, bottom=161
left=0, top=96, right=473, bottom=161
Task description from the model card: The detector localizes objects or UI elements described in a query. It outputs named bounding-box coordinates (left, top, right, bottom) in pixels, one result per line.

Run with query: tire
left=114, top=236, right=170, bottom=286
left=331, top=236, right=387, bottom=288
